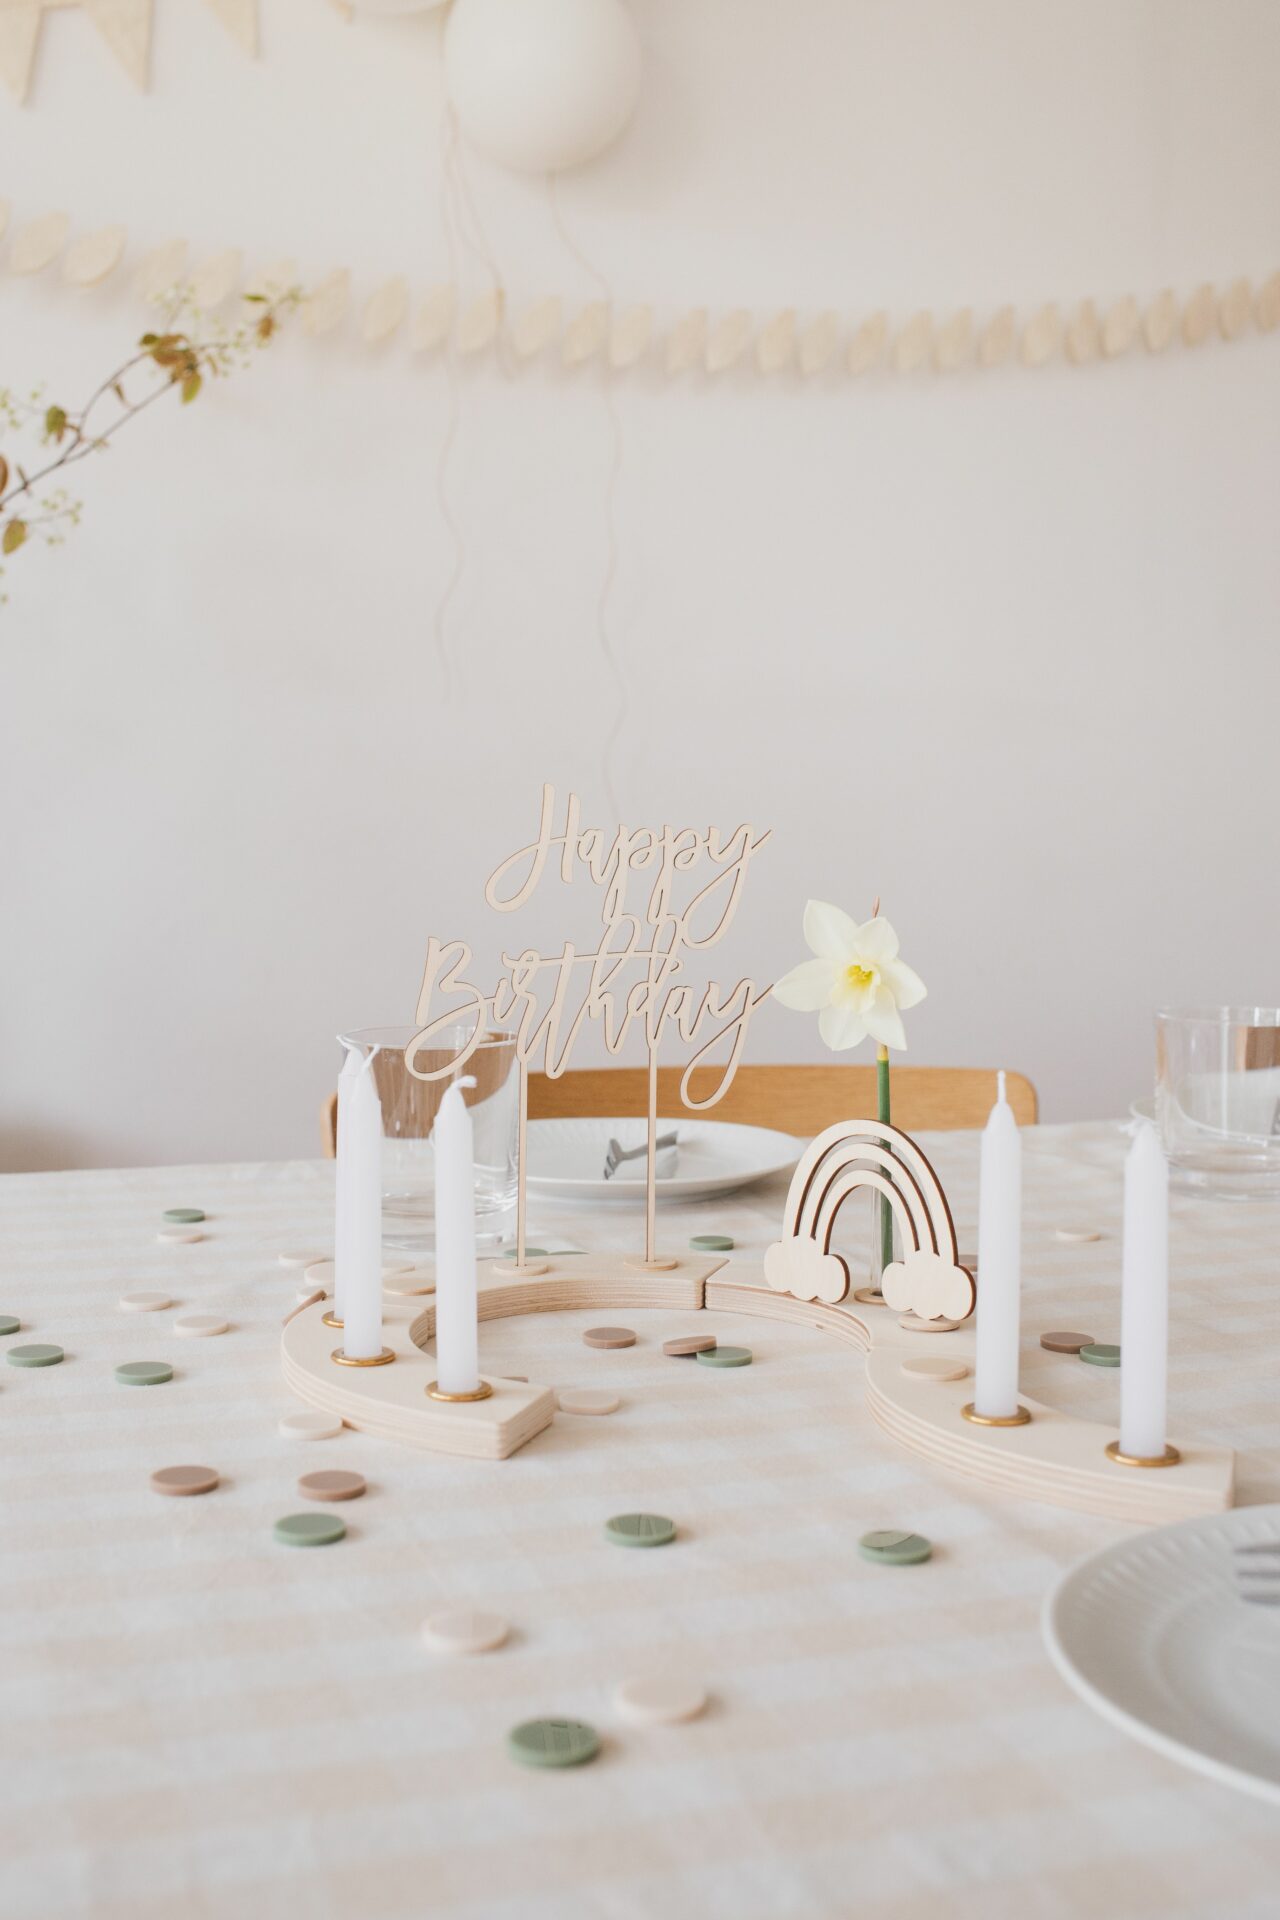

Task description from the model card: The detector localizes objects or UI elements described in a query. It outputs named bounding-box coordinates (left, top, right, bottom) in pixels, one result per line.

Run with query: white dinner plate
left=1043, top=1504, right=1280, bottom=1805
left=523, top=1116, right=801, bottom=1204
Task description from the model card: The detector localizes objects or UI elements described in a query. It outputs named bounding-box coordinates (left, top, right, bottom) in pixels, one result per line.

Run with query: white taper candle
left=1119, top=1121, right=1170, bottom=1460
left=339, top=1049, right=384, bottom=1360
left=434, top=1076, right=480, bottom=1396
left=333, top=1043, right=362, bottom=1327
left=973, top=1070, right=1023, bottom=1420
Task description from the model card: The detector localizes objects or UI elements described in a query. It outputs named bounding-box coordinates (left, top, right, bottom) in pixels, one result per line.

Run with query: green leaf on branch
left=2, top=519, right=27, bottom=554
left=44, top=405, right=68, bottom=443
left=180, top=372, right=202, bottom=405
left=139, top=333, right=159, bottom=347
left=0, top=455, right=8, bottom=495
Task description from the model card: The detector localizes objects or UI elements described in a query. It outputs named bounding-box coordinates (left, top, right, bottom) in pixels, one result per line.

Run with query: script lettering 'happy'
left=405, top=786, right=772, bottom=1109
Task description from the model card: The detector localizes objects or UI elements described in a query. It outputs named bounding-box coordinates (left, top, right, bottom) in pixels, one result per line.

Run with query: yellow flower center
left=846, top=963, right=877, bottom=993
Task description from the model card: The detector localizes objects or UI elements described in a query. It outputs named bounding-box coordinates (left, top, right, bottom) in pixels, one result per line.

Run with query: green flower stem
left=877, top=1044, right=893, bottom=1276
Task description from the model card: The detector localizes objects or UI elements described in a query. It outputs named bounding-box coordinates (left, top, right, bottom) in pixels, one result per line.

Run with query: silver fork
left=603, top=1131, right=678, bottom=1180
left=1234, top=1541, right=1280, bottom=1604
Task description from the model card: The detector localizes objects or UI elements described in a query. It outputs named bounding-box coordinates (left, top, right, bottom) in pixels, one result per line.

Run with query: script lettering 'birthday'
left=405, top=786, right=772, bottom=1106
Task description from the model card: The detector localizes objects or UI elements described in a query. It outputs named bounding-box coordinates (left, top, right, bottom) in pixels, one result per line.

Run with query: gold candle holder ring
left=961, top=1401, right=1032, bottom=1428
left=330, top=1346, right=395, bottom=1367
left=1105, top=1440, right=1181, bottom=1468
left=321, top=1310, right=343, bottom=1330
left=426, top=1379, right=494, bottom=1403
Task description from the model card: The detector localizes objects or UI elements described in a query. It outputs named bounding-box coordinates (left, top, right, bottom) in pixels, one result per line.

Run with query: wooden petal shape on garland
left=847, top=310, right=886, bottom=376
left=1143, top=288, right=1178, bottom=354
left=9, top=209, right=69, bottom=274
left=756, top=308, right=795, bottom=374
left=609, top=304, right=651, bottom=369
left=63, top=224, right=128, bottom=288
left=979, top=305, right=1015, bottom=368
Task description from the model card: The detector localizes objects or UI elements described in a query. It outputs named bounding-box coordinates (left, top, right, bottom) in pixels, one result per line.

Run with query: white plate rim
left=1042, top=1503, right=1280, bottom=1807
left=522, top=1115, right=802, bottom=1199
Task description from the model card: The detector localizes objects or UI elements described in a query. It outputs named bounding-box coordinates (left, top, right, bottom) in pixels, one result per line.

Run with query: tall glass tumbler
left=339, top=1026, right=519, bottom=1250
left=1155, top=1007, right=1280, bottom=1200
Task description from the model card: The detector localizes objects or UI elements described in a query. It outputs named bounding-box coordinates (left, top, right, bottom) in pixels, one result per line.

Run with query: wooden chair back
left=528, top=1065, right=1037, bottom=1134
left=321, top=1066, right=1037, bottom=1156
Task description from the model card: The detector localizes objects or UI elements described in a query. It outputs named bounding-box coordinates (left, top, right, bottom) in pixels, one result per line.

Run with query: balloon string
left=546, top=170, right=628, bottom=822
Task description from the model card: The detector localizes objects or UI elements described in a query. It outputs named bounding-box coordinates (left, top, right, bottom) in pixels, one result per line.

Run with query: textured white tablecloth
left=3, top=1121, right=1280, bottom=1920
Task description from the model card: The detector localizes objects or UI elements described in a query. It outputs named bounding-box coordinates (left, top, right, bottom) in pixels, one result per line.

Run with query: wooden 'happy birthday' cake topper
left=404, top=786, right=773, bottom=1272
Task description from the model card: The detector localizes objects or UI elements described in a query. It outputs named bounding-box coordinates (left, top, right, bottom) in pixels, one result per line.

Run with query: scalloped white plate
left=1043, top=1504, right=1280, bottom=1805
left=523, top=1117, right=801, bottom=1204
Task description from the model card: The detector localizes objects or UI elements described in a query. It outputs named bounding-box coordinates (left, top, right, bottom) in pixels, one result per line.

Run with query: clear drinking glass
left=338, top=1026, right=519, bottom=1250
left=1155, top=1007, right=1280, bottom=1200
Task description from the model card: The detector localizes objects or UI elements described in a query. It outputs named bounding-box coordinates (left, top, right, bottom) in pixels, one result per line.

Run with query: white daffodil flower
left=772, top=902, right=927, bottom=1052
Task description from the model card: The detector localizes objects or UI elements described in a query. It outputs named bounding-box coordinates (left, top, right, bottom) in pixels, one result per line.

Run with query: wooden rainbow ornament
left=765, top=1118, right=975, bottom=1320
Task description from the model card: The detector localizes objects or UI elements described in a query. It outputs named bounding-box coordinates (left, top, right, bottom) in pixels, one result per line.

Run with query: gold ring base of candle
left=330, top=1345, right=395, bottom=1367
left=625, top=1255, right=679, bottom=1272
left=426, top=1379, right=494, bottom=1403
left=321, top=1310, right=343, bottom=1329
left=503, top=1261, right=550, bottom=1278
left=961, top=1401, right=1032, bottom=1428
left=1105, top=1440, right=1181, bottom=1468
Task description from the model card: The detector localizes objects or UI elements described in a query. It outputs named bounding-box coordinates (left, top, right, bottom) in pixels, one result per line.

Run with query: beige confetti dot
left=901, top=1354, right=969, bottom=1382
left=156, top=1228, right=203, bottom=1245
left=278, top=1250, right=325, bottom=1269
left=615, top=1676, right=708, bottom=1725
left=119, top=1291, right=171, bottom=1313
left=899, top=1313, right=965, bottom=1333
left=1054, top=1227, right=1101, bottom=1244
left=422, top=1609, right=509, bottom=1654
left=556, top=1387, right=620, bottom=1415
left=279, top=1410, right=343, bottom=1441
left=174, top=1314, right=228, bottom=1337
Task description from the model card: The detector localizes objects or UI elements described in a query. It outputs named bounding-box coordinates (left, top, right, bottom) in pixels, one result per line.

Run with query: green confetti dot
left=116, top=1361, right=173, bottom=1386
left=605, top=1512, right=676, bottom=1549
left=696, top=1345, right=752, bottom=1368
left=7, top=1343, right=62, bottom=1368
left=0, top=1315, right=20, bottom=1337
left=507, top=1718, right=600, bottom=1769
left=1079, top=1343, right=1121, bottom=1368
left=690, top=1233, right=734, bottom=1252
left=859, top=1529, right=933, bottom=1566
left=163, top=1208, right=206, bottom=1223
left=274, top=1512, right=346, bottom=1547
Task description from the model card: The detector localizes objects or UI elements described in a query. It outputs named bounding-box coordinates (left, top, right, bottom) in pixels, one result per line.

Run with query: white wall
left=3, top=0, right=1279, bottom=1169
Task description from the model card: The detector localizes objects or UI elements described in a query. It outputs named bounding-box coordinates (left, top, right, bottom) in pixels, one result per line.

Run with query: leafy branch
left=0, top=283, right=301, bottom=573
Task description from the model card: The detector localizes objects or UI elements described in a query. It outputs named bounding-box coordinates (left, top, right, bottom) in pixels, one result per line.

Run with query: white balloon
left=444, top=0, right=641, bottom=173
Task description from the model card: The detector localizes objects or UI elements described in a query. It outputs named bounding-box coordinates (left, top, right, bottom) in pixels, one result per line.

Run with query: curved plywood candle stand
left=281, top=1252, right=1234, bottom=1518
